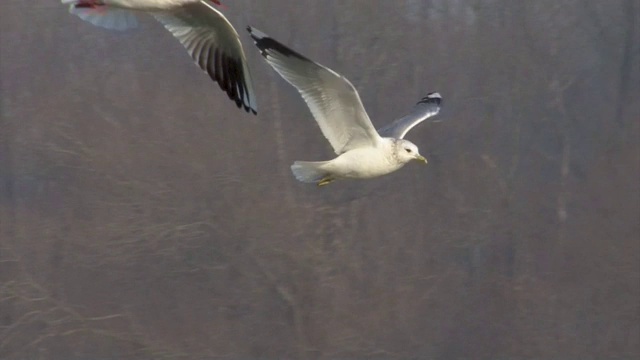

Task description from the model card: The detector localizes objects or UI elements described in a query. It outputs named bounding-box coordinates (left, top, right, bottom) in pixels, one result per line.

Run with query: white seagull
left=247, top=27, right=442, bottom=186
left=62, top=0, right=257, bottom=114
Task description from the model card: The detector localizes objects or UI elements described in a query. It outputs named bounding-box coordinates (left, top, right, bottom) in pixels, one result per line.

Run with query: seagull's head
left=396, top=139, right=427, bottom=165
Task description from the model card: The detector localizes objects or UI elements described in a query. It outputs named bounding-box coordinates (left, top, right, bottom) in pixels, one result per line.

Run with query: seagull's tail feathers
left=291, top=161, right=331, bottom=183
left=64, top=1, right=138, bottom=31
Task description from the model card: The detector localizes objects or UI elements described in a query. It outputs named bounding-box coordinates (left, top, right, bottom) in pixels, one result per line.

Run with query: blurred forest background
left=1, top=0, right=638, bottom=359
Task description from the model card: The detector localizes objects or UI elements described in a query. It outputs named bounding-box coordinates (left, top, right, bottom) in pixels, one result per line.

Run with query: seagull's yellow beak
left=415, top=155, right=428, bottom=164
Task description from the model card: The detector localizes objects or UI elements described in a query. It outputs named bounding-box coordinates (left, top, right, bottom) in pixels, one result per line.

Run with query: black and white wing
left=248, top=26, right=381, bottom=154
left=378, top=93, right=442, bottom=139
left=153, top=1, right=257, bottom=114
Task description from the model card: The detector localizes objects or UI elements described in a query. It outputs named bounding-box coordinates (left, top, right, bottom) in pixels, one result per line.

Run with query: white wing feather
left=248, top=27, right=381, bottom=154
left=377, top=93, right=442, bottom=139
left=153, top=1, right=257, bottom=113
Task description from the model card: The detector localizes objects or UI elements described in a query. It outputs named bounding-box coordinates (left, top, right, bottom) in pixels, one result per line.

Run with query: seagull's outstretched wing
left=248, top=26, right=380, bottom=154
left=378, top=93, right=442, bottom=139
left=153, top=1, right=257, bottom=114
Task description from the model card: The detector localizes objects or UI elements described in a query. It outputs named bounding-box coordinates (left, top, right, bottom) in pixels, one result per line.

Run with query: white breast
left=330, top=141, right=405, bottom=179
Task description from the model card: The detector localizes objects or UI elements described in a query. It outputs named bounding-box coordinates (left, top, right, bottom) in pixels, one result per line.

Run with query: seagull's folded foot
left=317, top=176, right=335, bottom=187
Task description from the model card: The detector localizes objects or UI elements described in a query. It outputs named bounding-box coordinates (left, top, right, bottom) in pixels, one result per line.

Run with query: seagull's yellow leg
left=317, top=176, right=335, bottom=187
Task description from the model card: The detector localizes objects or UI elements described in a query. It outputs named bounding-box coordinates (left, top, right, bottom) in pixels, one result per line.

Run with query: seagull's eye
left=405, top=148, right=412, bottom=153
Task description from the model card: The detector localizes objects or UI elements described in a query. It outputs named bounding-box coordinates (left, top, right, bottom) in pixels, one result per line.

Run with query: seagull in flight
left=62, top=0, right=257, bottom=114
left=247, top=26, right=442, bottom=186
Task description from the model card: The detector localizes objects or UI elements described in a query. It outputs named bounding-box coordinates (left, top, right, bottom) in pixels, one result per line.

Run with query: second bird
left=62, top=0, right=257, bottom=114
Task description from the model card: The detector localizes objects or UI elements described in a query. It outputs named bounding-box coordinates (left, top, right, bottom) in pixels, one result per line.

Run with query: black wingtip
left=247, top=26, right=270, bottom=58
left=418, top=92, right=442, bottom=106
left=236, top=100, right=257, bottom=115
left=206, top=50, right=257, bottom=115
left=246, top=25, right=311, bottom=62
left=246, top=26, right=267, bottom=46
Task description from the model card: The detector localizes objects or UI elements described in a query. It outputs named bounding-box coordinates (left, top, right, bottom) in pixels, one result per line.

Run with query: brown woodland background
left=1, top=0, right=639, bottom=359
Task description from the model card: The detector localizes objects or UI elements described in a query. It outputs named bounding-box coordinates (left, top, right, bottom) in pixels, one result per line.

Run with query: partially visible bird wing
left=153, top=1, right=257, bottom=114
left=377, top=93, right=442, bottom=139
left=248, top=26, right=381, bottom=154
